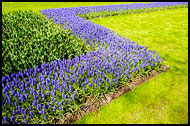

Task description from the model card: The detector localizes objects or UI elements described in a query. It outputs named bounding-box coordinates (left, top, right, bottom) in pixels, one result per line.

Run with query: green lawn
left=2, top=2, right=188, bottom=124
left=2, top=2, right=146, bottom=14
left=74, top=8, right=188, bottom=124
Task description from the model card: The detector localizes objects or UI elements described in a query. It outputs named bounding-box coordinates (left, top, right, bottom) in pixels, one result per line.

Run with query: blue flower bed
left=2, top=2, right=188, bottom=124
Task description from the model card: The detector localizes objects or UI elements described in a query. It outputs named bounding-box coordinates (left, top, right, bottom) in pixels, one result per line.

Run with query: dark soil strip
left=57, top=65, right=169, bottom=124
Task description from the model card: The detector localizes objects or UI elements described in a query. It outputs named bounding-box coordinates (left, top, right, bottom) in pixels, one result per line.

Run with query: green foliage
left=2, top=2, right=147, bottom=14
left=75, top=8, right=188, bottom=124
left=2, top=10, right=91, bottom=76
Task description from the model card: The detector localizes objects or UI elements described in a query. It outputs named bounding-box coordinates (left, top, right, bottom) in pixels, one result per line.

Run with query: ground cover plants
left=2, top=2, right=143, bottom=14
left=77, top=2, right=188, bottom=19
left=2, top=10, right=90, bottom=76
left=2, top=2, right=188, bottom=124
left=76, top=7, right=188, bottom=124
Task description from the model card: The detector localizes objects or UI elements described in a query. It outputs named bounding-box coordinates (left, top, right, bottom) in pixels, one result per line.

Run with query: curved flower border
left=2, top=2, right=188, bottom=124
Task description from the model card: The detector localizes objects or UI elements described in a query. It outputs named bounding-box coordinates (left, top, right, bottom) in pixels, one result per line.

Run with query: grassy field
left=2, top=2, right=147, bottom=14
left=2, top=2, right=188, bottom=124
left=75, top=8, right=188, bottom=124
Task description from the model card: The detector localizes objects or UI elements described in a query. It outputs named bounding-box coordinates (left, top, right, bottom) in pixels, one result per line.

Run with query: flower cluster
left=40, top=2, right=188, bottom=50
left=2, top=2, right=187, bottom=124
left=2, top=48, right=162, bottom=124
left=2, top=10, right=91, bottom=76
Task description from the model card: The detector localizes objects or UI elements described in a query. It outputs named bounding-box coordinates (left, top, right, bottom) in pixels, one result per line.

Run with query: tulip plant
left=2, top=2, right=188, bottom=124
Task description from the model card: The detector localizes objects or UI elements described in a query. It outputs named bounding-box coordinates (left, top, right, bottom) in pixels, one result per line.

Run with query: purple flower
left=10, top=116, right=15, bottom=122
left=43, top=104, right=46, bottom=109
left=24, top=119, right=27, bottom=124
left=30, top=116, right=32, bottom=119
left=37, top=91, right=40, bottom=96
left=40, top=110, right=43, bottom=115
left=25, top=94, right=29, bottom=99
left=106, top=85, right=108, bottom=89
left=72, top=94, right=75, bottom=100
left=95, top=85, right=97, bottom=89
left=4, top=117, right=7, bottom=122
left=52, top=98, right=56, bottom=102
left=12, top=110, right=16, bottom=115
left=14, top=102, right=17, bottom=106
left=43, top=108, right=46, bottom=115
left=110, top=82, right=112, bottom=86
left=23, top=114, right=26, bottom=119
left=54, top=105, right=57, bottom=110
left=21, top=108, right=24, bottom=113
left=41, top=93, right=45, bottom=98
left=0, top=3, right=172, bottom=122
left=83, top=87, right=86, bottom=91
left=69, top=89, right=72, bottom=94
left=30, top=111, right=33, bottom=116
left=18, top=106, right=21, bottom=111
left=24, top=110, right=27, bottom=115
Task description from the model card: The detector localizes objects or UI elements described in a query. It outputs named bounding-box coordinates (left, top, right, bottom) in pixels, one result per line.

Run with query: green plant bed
left=57, top=65, right=169, bottom=124
left=1, top=2, right=188, bottom=124
left=2, top=10, right=91, bottom=76
left=75, top=8, right=188, bottom=124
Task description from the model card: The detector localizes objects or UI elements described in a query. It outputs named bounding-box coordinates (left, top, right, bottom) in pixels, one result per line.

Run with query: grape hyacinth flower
left=1, top=2, right=183, bottom=124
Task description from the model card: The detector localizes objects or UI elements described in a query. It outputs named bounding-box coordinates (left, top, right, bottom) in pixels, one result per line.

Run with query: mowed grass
left=2, top=2, right=188, bottom=124
left=2, top=2, right=147, bottom=14
left=75, top=8, right=188, bottom=124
